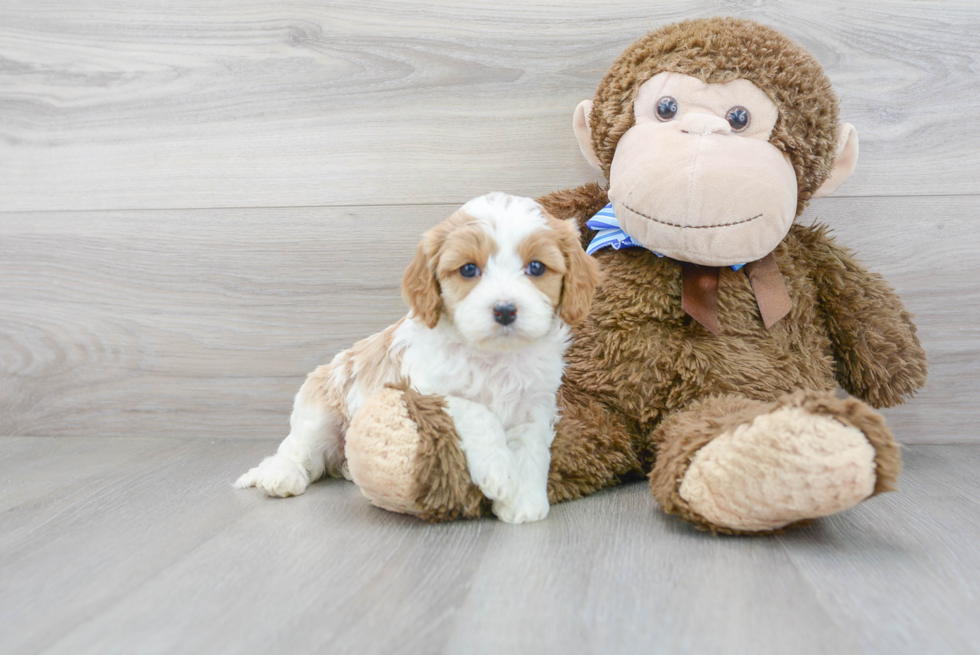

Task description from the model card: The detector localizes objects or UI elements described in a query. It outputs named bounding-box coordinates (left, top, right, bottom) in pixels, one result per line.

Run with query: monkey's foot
left=345, top=386, right=488, bottom=522
left=651, top=391, right=900, bottom=534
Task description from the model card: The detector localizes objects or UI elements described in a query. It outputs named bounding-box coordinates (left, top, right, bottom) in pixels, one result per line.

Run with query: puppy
left=235, top=192, right=600, bottom=523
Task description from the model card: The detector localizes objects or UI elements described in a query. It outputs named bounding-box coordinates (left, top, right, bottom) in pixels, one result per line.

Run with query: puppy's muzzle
left=493, top=302, right=517, bottom=326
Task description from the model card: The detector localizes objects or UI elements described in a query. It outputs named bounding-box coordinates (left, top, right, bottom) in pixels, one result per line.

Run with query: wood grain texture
left=0, top=436, right=193, bottom=514
left=0, top=438, right=267, bottom=654
left=1, top=0, right=978, bottom=212
left=2, top=195, right=976, bottom=442
left=0, top=204, right=437, bottom=439
left=1, top=437, right=977, bottom=655
left=441, top=490, right=860, bottom=655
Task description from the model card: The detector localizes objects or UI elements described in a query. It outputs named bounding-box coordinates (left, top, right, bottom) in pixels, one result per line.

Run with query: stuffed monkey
left=344, top=17, right=928, bottom=533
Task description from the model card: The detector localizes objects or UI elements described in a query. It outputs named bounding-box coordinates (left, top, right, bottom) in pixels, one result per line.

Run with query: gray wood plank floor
left=1, top=437, right=977, bottom=655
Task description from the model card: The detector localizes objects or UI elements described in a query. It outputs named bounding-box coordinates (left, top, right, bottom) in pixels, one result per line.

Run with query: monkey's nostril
left=493, top=303, right=518, bottom=326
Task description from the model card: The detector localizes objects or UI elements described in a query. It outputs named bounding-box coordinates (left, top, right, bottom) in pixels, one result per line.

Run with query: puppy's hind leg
left=236, top=366, right=346, bottom=497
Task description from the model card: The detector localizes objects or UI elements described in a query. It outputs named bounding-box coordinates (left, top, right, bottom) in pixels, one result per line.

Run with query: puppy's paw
left=493, top=492, right=550, bottom=524
left=234, top=455, right=310, bottom=498
left=468, top=448, right=513, bottom=501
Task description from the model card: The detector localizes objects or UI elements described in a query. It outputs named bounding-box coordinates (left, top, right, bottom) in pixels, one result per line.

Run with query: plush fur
left=649, top=390, right=901, bottom=534
left=679, top=405, right=877, bottom=532
left=236, top=192, right=599, bottom=525
left=346, top=384, right=489, bottom=522
left=537, top=183, right=922, bottom=533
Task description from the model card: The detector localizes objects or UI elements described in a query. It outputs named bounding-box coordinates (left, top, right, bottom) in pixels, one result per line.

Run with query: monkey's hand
left=804, top=225, right=927, bottom=408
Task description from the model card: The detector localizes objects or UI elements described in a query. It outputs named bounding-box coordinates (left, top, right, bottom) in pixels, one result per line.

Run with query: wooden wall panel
left=1, top=0, right=978, bottom=212
left=0, top=205, right=439, bottom=438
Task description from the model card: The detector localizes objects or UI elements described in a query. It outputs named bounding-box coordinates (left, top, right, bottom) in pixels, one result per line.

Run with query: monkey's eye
left=526, top=261, right=546, bottom=277
left=655, top=96, right=678, bottom=121
left=459, top=263, right=480, bottom=278
left=726, top=106, right=751, bottom=132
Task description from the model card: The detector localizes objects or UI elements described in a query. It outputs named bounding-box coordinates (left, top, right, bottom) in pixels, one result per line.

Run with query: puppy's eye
left=726, top=106, right=750, bottom=132
left=656, top=96, right=678, bottom=121
left=526, top=261, right=546, bottom=277
left=459, top=263, right=480, bottom=278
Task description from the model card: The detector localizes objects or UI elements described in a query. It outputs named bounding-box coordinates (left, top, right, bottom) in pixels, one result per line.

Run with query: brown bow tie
left=681, top=253, right=792, bottom=336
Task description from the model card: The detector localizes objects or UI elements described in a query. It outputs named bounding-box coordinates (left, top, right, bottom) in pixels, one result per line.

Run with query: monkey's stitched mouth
left=621, top=202, right=762, bottom=229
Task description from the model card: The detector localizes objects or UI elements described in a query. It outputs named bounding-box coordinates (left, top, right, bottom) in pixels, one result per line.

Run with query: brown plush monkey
left=343, top=17, right=928, bottom=533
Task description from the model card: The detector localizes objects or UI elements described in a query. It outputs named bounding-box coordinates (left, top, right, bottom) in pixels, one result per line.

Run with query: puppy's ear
left=402, top=229, right=443, bottom=328
left=554, top=215, right=601, bottom=325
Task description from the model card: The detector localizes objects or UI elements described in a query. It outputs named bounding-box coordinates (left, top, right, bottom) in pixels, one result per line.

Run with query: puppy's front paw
left=468, top=448, right=513, bottom=501
left=234, top=455, right=310, bottom=498
left=492, top=492, right=550, bottom=524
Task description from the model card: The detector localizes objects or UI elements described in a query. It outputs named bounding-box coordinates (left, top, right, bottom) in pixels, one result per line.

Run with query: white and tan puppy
left=236, top=193, right=600, bottom=523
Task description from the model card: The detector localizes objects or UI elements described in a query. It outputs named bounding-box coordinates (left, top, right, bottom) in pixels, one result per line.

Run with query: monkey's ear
left=573, top=100, right=603, bottom=173
left=812, top=123, right=859, bottom=199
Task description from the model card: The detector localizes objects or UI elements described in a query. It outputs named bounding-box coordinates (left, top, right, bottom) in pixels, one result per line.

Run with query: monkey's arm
left=800, top=225, right=927, bottom=408
left=538, top=182, right=608, bottom=249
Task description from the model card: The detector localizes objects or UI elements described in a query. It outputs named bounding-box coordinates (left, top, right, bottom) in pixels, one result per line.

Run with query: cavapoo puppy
left=236, top=192, right=600, bottom=523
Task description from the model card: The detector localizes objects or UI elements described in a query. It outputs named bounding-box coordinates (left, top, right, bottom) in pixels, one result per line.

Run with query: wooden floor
left=1, top=437, right=978, bottom=655
left=3, top=1, right=980, bottom=653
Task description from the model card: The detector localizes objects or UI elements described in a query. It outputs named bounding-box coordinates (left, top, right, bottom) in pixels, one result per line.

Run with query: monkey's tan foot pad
left=345, top=386, right=488, bottom=522
left=678, top=406, right=877, bottom=532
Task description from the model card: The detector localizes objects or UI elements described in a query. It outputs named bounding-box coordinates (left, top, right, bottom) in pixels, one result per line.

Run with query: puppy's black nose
left=493, top=302, right=517, bottom=326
